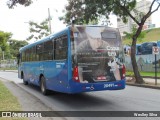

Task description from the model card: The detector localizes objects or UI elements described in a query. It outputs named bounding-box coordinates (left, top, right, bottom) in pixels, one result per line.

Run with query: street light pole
left=48, top=8, right=52, bottom=34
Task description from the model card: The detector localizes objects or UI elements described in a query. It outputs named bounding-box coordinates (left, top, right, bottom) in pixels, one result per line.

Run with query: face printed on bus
left=87, top=35, right=103, bottom=51
left=76, top=36, right=109, bottom=52
left=85, top=27, right=110, bottom=51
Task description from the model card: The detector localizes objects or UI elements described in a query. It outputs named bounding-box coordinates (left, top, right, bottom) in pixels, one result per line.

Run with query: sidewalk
left=126, top=77, right=160, bottom=89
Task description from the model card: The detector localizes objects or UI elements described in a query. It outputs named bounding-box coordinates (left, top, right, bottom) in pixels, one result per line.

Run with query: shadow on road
left=19, top=83, right=114, bottom=110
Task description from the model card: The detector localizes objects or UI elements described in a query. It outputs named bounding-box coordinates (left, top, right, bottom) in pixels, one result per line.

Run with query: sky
left=0, top=0, right=160, bottom=41
left=0, top=0, right=68, bottom=41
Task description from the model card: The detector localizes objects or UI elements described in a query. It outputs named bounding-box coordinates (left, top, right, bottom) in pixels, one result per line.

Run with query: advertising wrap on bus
left=70, top=26, right=125, bottom=93
left=18, top=25, right=126, bottom=95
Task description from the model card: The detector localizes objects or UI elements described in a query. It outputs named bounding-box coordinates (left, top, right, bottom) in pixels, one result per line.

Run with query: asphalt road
left=0, top=71, right=160, bottom=120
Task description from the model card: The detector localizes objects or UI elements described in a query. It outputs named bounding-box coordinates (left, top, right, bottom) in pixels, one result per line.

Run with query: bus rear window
left=101, top=32, right=117, bottom=39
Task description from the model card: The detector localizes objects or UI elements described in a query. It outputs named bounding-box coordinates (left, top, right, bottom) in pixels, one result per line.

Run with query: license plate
left=97, top=76, right=106, bottom=80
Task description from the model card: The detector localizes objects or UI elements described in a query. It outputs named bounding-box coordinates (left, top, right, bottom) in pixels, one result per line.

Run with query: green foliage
left=0, top=31, right=12, bottom=51
left=0, top=31, right=12, bottom=59
left=7, top=0, right=33, bottom=8
left=0, top=30, right=28, bottom=59
left=63, top=0, right=136, bottom=24
left=123, top=28, right=160, bottom=45
left=123, top=25, right=146, bottom=45
left=126, top=71, right=160, bottom=77
left=8, top=39, right=28, bottom=58
left=27, top=19, right=50, bottom=41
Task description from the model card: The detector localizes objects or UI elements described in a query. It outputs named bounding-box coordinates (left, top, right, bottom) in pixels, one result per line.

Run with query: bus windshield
left=71, top=26, right=124, bottom=83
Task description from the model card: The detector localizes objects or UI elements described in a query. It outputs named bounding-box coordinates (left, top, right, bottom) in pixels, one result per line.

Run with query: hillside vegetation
left=123, top=28, right=160, bottom=45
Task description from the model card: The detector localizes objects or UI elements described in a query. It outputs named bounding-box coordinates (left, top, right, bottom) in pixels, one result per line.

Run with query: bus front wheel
left=40, top=76, right=49, bottom=95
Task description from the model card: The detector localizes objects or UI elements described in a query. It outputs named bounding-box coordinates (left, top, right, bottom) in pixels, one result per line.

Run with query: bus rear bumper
left=69, top=79, right=126, bottom=94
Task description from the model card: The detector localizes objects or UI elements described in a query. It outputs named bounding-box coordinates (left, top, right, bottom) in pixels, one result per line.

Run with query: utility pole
left=2, top=51, right=4, bottom=60
left=0, top=47, right=5, bottom=60
left=48, top=8, right=52, bottom=34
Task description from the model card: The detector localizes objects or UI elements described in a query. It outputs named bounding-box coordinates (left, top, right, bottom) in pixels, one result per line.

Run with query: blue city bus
left=136, top=44, right=141, bottom=55
left=18, top=25, right=126, bottom=95
left=140, top=42, right=158, bottom=55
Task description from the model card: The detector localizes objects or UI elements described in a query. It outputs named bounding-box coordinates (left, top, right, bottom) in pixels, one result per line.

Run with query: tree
left=123, top=25, right=146, bottom=45
left=0, top=31, right=28, bottom=59
left=8, top=39, right=28, bottom=58
left=64, top=0, right=160, bottom=84
left=0, top=31, right=12, bottom=59
left=27, top=19, right=50, bottom=41
left=7, top=0, right=34, bottom=8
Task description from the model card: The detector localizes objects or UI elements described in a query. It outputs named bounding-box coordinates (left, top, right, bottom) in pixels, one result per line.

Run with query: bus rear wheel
left=22, top=73, right=28, bottom=85
left=40, top=76, right=49, bottom=95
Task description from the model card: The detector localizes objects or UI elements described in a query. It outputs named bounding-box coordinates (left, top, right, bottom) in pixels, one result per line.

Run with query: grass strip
left=126, top=71, right=160, bottom=77
left=0, top=80, right=27, bottom=120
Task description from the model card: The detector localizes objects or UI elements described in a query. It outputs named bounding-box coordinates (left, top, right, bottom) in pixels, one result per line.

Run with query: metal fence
left=0, top=59, right=17, bottom=70
left=1, top=56, right=159, bottom=72
left=125, top=54, right=160, bottom=72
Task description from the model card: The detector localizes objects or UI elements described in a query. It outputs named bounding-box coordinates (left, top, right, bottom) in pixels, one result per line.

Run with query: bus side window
left=36, top=43, right=44, bottom=61
left=44, top=41, right=53, bottom=60
left=54, top=34, right=68, bottom=60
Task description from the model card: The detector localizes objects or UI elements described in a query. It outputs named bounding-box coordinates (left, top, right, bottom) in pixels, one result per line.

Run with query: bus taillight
left=122, top=64, right=126, bottom=79
left=73, top=66, right=80, bottom=82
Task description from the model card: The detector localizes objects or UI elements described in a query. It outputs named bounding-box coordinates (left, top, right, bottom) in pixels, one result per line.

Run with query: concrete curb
left=126, top=75, right=160, bottom=79
left=0, top=70, right=18, bottom=73
left=126, top=83, right=160, bottom=90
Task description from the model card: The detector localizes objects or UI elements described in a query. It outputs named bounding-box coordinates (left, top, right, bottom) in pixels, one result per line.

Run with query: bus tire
left=22, top=73, right=28, bottom=85
left=40, top=76, right=49, bottom=95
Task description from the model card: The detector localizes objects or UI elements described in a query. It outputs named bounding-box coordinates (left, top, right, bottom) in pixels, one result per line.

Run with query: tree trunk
left=131, top=37, right=144, bottom=84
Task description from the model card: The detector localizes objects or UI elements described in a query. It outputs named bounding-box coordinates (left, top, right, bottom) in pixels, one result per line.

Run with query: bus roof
left=19, top=25, right=118, bottom=52
left=19, top=26, right=70, bottom=52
